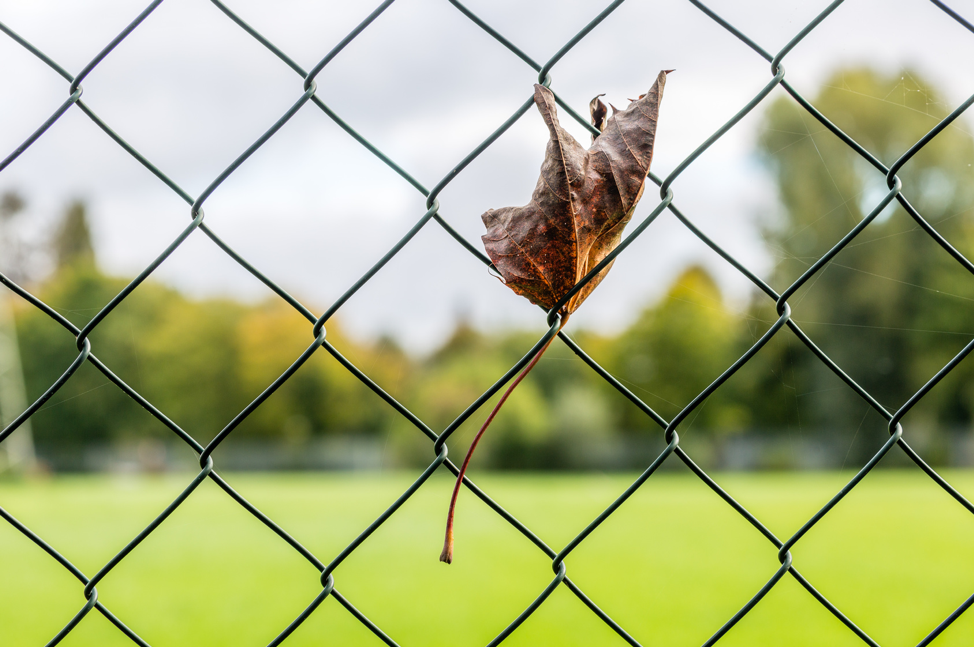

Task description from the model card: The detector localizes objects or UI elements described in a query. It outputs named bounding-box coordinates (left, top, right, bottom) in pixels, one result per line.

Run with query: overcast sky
left=3, top=0, right=974, bottom=352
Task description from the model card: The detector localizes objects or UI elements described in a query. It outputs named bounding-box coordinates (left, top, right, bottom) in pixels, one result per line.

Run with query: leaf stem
left=440, top=315, right=567, bottom=564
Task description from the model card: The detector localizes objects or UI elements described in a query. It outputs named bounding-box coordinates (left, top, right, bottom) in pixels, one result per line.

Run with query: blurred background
left=7, top=3, right=974, bottom=646
left=3, top=0, right=974, bottom=474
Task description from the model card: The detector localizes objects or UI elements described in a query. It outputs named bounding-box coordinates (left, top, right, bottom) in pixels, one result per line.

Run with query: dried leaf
left=589, top=93, right=607, bottom=139
left=442, top=73, right=670, bottom=565
left=482, top=70, right=669, bottom=316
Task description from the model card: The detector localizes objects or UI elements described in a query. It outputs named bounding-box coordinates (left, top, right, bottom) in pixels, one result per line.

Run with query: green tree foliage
left=232, top=300, right=403, bottom=441
left=754, top=67, right=974, bottom=456
left=15, top=203, right=403, bottom=464
left=17, top=267, right=405, bottom=460
left=609, top=266, right=748, bottom=434
left=16, top=67, right=974, bottom=471
left=398, top=322, right=555, bottom=468
left=17, top=264, right=172, bottom=462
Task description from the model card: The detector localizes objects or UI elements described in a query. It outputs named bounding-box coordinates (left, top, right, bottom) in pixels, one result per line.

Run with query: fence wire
left=2, top=0, right=974, bottom=645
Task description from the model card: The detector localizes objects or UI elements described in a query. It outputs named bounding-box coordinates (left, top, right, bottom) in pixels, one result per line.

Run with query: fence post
left=0, top=290, right=36, bottom=474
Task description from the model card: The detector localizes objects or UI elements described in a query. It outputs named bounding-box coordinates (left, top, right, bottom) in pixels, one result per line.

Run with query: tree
left=609, top=265, right=747, bottom=434
left=14, top=200, right=405, bottom=467
left=754, top=67, right=974, bottom=461
left=54, top=200, right=95, bottom=270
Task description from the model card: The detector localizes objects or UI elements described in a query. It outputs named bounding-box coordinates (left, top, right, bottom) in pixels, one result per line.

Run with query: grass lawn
left=1, top=469, right=974, bottom=646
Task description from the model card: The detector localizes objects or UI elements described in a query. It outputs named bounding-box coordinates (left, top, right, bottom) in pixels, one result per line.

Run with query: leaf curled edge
left=482, top=70, right=669, bottom=315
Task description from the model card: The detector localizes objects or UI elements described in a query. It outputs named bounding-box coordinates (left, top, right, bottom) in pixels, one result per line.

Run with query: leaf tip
left=589, top=93, right=608, bottom=138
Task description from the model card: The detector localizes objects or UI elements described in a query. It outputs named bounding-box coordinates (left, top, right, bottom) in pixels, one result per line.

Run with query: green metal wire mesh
left=2, top=0, right=974, bottom=644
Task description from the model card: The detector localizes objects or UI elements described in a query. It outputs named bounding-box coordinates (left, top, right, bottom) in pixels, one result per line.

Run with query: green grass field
left=2, top=469, right=974, bottom=646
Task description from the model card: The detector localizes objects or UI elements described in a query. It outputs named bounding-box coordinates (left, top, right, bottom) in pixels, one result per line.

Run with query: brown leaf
left=589, top=93, right=607, bottom=140
left=481, top=70, right=669, bottom=316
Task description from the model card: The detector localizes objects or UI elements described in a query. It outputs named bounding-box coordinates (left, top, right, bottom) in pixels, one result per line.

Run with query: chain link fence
left=2, top=0, right=974, bottom=644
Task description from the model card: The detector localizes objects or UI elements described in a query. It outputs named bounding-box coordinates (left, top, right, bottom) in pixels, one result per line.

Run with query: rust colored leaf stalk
left=441, top=71, right=669, bottom=563
left=440, top=314, right=567, bottom=564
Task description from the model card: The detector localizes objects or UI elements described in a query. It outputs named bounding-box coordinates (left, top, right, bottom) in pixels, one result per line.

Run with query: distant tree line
left=5, top=67, right=974, bottom=470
